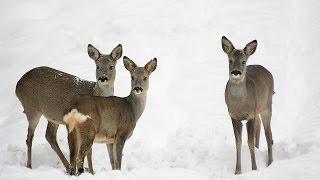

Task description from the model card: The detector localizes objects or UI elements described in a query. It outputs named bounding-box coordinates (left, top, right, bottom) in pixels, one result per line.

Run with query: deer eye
left=242, top=61, right=246, bottom=65
left=229, top=60, right=232, bottom=64
left=96, top=65, right=99, bottom=69
left=109, top=66, right=114, bottom=70
left=143, top=77, right=147, bottom=81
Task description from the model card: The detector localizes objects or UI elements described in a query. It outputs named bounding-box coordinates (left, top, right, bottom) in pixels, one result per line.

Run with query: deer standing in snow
left=15, top=44, right=122, bottom=174
left=221, top=36, right=274, bottom=174
left=63, top=56, right=157, bottom=175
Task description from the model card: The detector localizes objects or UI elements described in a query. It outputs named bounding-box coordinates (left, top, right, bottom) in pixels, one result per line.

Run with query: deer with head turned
left=63, top=56, right=157, bottom=175
left=15, top=44, right=122, bottom=174
left=221, top=36, right=274, bottom=174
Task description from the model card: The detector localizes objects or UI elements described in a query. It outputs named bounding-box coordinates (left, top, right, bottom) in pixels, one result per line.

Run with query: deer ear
left=123, top=56, right=137, bottom=72
left=145, top=58, right=157, bottom=74
left=221, top=36, right=234, bottom=54
left=111, top=44, right=123, bottom=60
left=244, top=40, right=257, bottom=56
left=88, top=44, right=100, bottom=61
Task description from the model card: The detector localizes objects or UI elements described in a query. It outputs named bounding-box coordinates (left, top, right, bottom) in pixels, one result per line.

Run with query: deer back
left=66, top=95, right=136, bottom=139
left=16, top=66, right=95, bottom=123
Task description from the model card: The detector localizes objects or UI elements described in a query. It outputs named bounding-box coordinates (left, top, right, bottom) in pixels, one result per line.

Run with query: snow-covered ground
left=1, top=0, right=320, bottom=179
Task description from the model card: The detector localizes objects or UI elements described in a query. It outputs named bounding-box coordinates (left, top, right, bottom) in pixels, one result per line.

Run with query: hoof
left=84, top=167, right=95, bottom=175
left=69, top=171, right=76, bottom=176
left=68, top=167, right=76, bottom=176
left=267, top=159, right=273, bottom=166
left=26, top=164, right=32, bottom=169
left=78, top=167, right=84, bottom=174
left=234, top=168, right=241, bottom=175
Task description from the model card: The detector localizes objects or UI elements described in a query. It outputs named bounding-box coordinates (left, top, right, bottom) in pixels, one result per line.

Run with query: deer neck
left=228, top=77, right=248, bottom=99
left=93, top=81, right=114, bottom=97
left=127, top=92, right=147, bottom=121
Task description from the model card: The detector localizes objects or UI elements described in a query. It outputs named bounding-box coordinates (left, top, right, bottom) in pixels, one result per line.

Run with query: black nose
left=133, top=87, right=143, bottom=92
left=98, top=76, right=109, bottom=82
left=231, top=70, right=241, bottom=76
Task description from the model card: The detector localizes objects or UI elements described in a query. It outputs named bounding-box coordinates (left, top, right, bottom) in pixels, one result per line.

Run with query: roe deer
left=15, top=44, right=122, bottom=174
left=221, top=36, right=274, bottom=174
left=62, top=56, right=157, bottom=175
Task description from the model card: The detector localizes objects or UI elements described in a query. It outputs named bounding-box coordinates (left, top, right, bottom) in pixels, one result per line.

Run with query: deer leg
left=76, top=154, right=85, bottom=175
left=255, top=116, right=261, bottom=149
left=76, top=153, right=86, bottom=175
left=86, top=147, right=94, bottom=174
left=261, top=110, right=273, bottom=166
left=107, top=144, right=115, bottom=170
left=75, top=121, right=95, bottom=175
left=77, top=132, right=94, bottom=175
left=247, top=119, right=257, bottom=170
left=78, top=146, right=93, bottom=175
left=67, top=130, right=77, bottom=175
left=232, top=119, right=242, bottom=174
left=25, top=110, right=41, bottom=169
left=113, top=136, right=126, bottom=170
left=45, top=122, right=70, bottom=173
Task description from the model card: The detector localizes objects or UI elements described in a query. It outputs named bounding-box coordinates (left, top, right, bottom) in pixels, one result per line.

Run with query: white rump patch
left=63, top=109, right=90, bottom=124
left=63, top=109, right=91, bottom=133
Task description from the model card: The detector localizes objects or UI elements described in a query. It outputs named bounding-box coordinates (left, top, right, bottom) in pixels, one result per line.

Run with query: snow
left=1, top=0, right=320, bottom=179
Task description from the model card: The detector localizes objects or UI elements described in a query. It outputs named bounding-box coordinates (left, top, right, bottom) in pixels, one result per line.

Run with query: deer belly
left=94, top=134, right=115, bottom=144
left=229, top=111, right=255, bottom=120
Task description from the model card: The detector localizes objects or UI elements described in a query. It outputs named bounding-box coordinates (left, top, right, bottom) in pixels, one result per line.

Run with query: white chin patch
left=134, top=90, right=142, bottom=94
left=231, top=74, right=241, bottom=79
left=98, top=80, right=108, bottom=85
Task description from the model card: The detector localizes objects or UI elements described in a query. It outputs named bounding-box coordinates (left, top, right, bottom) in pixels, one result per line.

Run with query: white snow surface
left=1, top=0, right=320, bottom=179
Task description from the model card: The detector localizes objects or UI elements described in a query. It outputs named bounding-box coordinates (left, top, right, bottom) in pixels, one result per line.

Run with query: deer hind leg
left=232, top=119, right=242, bottom=174
left=255, top=116, right=261, bottom=149
left=77, top=142, right=93, bottom=175
left=77, top=138, right=94, bottom=175
left=247, top=119, right=257, bottom=171
left=76, top=121, right=95, bottom=175
left=68, top=129, right=77, bottom=175
left=261, top=110, right=273, bottom=166
left=76, top=151, right=86, bottom=175
left=86, top=147, right=94, bottom=174
left=25, top=110, right=41, bottom=169
left=45, top=122, right=70, bottom=173
left=107, top=144, right=115, bottom=170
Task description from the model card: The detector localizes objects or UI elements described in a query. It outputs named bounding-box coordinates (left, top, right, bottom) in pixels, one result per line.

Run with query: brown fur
left=222, top=36, right=274, bottom=174
left=63, top=57, right=157, bottom=175
left=15, top=44, right=122, bottom=174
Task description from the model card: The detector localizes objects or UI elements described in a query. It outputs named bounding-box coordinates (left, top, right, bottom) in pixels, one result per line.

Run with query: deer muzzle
left=133, top=87, right=143, bottom=94
left=98, top=76, right=109, bottom=82
left=231, top=70, right=242, bottom=79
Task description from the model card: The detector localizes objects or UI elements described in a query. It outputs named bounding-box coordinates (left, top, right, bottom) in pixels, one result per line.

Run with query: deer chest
left=227, top=101, right=255, bottom=120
